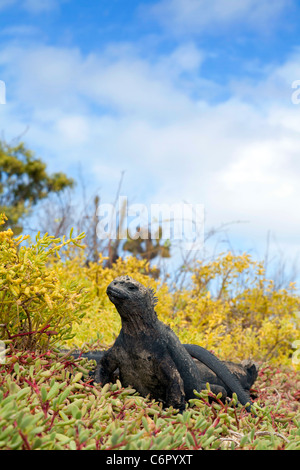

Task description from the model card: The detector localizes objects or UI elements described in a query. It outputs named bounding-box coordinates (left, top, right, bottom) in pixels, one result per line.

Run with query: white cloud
left=0, top=24, right=40, bottom=36
left=55, top=115, right=90, bottom=145
left=0, top=40, right=300, bottom=262
left=0, top=0, right=17, bottom=10
left=0, top=42, right=209, bottom=121
left=0, top=0, right=61, bottom=13
left=157, top=43, right=205, bottom=74
left=23, top=0, right=59, bottom=13
left=149, top=0, right=292, bottom=34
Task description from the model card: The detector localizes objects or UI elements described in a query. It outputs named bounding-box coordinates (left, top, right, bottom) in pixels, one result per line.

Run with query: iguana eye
left=128, top=285, right=138, bottom=290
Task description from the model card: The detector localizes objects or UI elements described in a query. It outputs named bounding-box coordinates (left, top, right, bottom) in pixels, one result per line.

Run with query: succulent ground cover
left=0, top=348, right=299, bottom=450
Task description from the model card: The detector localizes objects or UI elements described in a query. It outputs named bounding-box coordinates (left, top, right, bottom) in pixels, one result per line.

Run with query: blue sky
left=1, top=0, right=300, bottom=281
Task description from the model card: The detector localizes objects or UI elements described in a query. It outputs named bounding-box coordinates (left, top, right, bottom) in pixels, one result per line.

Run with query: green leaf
left=41, top=386, right=48, bottom=403
left=46, top=382, right=60, bottom=401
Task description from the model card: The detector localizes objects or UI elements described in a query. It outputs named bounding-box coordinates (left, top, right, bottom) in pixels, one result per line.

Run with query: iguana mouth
left=106, top=285, right=129, bottom=300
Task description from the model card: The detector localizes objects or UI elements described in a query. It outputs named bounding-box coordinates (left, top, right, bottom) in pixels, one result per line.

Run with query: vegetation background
left=0, top=140, right=299, bottom=450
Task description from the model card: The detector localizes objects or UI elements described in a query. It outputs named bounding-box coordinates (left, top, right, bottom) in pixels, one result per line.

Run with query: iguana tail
left=183, top=344, right=255, bottom=413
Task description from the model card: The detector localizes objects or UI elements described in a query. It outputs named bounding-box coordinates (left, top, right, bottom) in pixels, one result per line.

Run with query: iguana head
left=106, top=275, right=158, bottom=328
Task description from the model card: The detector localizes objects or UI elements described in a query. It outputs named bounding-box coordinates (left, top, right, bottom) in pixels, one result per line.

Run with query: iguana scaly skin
left=69, top=349, right=257, bottom=397
left=96, top=275, right=256, bottom=412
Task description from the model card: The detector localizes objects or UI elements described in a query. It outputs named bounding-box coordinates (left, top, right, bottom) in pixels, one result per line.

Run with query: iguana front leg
left=95, top=347, right=118, bottom=385
left=159, top=355, right=186, bottom=412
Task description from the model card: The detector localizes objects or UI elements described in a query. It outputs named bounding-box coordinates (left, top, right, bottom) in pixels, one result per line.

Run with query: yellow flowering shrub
left=0, top=214, right=91, bottom=350
left=167, top=253, right=300, bottom=366
left=64, top=250, right=299, bottom=368
left=1, top=214, right=299, bottom=367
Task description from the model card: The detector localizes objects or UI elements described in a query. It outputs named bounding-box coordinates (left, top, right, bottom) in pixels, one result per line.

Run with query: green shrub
left=0, top=214, right=91, bottom=350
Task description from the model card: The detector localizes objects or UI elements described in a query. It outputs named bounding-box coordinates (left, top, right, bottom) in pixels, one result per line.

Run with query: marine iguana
left=70, top=348, right=257, bottom=397
left=95, top=275, right=257, bottom=412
